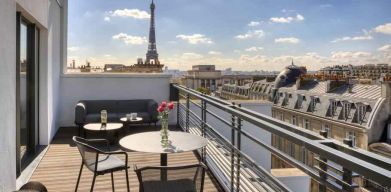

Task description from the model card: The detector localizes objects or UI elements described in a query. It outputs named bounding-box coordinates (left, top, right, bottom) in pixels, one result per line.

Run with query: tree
left=196, top=87, right=211, bottom=95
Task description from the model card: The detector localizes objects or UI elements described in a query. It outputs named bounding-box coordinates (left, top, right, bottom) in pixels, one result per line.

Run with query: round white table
left=119, top=131, right=208, bottom=166
left=120, top=117, right=143, bottom=123
left=84, top=123, right=123, bottom=131
left=83, top=123, right=123, bottom=144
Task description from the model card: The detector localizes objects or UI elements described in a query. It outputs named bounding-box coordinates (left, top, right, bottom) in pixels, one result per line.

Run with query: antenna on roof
left=291, top=59, right=294, bottom=66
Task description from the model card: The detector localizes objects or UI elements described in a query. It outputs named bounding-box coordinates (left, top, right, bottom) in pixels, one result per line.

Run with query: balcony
left=2, top=1, right=391, bottom=191
left=30, top=126, right=221, bottom=192
left=23, top=82, right=391, bottom=192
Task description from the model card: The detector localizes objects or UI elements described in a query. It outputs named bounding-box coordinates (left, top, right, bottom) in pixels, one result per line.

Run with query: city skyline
left=68, top=0, right=391, bottom=71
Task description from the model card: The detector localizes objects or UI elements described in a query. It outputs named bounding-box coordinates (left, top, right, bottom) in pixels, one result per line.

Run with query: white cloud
left=245, top=46, right=264, bottom=52
left=331, top=30, right=373, bottom=43
left=181, top=52, right=204, bottom=60
left=331, top=35, right=373, bottom=43
left=248, top=21, right=260, bottom=27
left=270, top=14, right=304, bottom=23
left=176, top=34, right=213, bottom=44
left=274, top=37, right=300, bottom=44
left=235, top=30, right=264, bottom=40
left=104, top=16, right=111, bottom=21
left=374, top=23, right=391, bottom=35
left=68, top=47, right=80, bottom=51
left=331, top=51, right=372, bottom=59
left=208, top=51, right=222, bottom=55
left=109, top=9, right=150, bottom=19
left=378, top=44, right=391, bottom=52
left=112, top=33, right=147, bottom=45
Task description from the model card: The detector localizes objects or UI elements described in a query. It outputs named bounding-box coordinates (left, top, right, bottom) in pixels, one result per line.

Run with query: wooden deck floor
left=29, top=126, right=222, bottom=192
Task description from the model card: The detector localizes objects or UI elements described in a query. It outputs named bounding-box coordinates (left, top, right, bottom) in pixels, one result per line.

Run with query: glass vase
left=160, top=117, right=169, bottom=148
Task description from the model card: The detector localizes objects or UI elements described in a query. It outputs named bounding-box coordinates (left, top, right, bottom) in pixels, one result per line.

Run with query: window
left=278, top=136, right=284, bottom=149
left=273, top=92, right=280, bottom=104
left=346, top=131, right=357, bottom=147
left=342, top=101, right=351, bottom=120
left=295, top=94, right=305, bottom=109
left=291, top=115, right=297, bottom=125
left=329, top=99, right=339, bottom=116
left=356, top=103, right=367, bottom=123
left=279, top=112, right=284, bottom=121
left=308, top=96, right=319, bottom=112
left=301, top=146, right=307, bottom=164
left=303, top=119, right=310, bottom=129
left=282, top=92, right=289, bottom=106
left=322, top=124, right=331, bottom=138
left=290, top=143, right=296, bottom=157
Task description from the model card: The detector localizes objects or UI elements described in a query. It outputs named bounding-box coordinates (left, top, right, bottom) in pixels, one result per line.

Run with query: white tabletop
left=120, top=117, right=143, bottom=122
left=83, top=123, right=123, bottom=131
left=119, top=131, right=208, bottom=154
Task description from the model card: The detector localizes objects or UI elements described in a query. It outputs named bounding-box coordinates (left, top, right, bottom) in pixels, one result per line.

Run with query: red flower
left=168, top=102, right=174, bottom=110
left=161, top=101, right=167, bottom=108
left=157, top=106, right=164, bottom=112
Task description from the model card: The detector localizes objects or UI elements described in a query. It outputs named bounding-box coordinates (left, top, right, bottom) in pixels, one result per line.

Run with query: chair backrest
left=135, top=164, right=206, bottom=192
left=72, top=136, right=100, bottom=171
left=17, top=181, right=48, bottom=192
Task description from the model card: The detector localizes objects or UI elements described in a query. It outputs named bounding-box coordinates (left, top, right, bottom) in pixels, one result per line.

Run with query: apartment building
left=183, top=65, right=222, bottom=92
left=318, top=64, right=391, bottom=80
left=218, top=64, right=391, bottom=191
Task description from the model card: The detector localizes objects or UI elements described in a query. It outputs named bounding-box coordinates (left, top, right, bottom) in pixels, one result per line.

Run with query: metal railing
left=171, top=84, right=391, bottom=192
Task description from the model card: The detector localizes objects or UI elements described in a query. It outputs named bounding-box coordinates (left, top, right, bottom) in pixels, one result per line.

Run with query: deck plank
left=29, top=126, right=222, bottom=192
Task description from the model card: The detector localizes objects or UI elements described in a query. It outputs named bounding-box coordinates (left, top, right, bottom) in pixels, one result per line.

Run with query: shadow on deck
left=29, top=125, right=222, bottom=192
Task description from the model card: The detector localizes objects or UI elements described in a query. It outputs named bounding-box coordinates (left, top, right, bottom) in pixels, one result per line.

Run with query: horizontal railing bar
left=314, top=166, right=358, bottom=189
left=314, top=157, right=344, bottom=174
left=173, top=84, right=391, bottom=187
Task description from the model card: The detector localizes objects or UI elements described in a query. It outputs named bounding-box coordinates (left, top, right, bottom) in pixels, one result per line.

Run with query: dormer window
left=295, top=94, right=306, bottom=109
left=341, top=101, right=351, bottom=120
left=282, top=92, right=290, bottom=106
left=355, top=102, right=369, bottom=124
left=328, top=99, right=339, bottom=116
left=273, top=92, right=280, bottom=104
left=308, top=96, right=319, bottom=112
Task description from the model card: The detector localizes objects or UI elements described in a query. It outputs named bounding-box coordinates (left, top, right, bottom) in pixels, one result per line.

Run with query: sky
left=67, top=0, right=391, bottom=71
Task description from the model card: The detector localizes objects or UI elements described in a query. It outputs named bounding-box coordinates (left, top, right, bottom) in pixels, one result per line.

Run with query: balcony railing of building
left=171, top=84, right=391, bottom=192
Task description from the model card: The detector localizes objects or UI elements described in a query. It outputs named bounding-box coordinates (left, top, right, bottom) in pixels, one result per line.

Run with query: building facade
left=183, top=65, right=222, bottom=92
left=218, top=64, right=391, bottom=191
left=318, top=64, right=391, bottom=80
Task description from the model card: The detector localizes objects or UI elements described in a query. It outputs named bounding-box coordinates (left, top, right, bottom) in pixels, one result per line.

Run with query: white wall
left=0, top=0, right=65, bottom=190
left=0, top=0, right=17, bottom=190
left=58, top=74, right=173, bottom=127
left=275, top=175, right=310, bottom=192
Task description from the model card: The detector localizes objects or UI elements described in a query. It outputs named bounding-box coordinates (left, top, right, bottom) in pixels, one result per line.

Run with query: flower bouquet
left=157, top=101, right=174, bottom=148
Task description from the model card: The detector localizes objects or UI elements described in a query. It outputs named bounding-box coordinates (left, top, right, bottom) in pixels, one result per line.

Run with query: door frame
left=16, top=12, right=40, bottom=177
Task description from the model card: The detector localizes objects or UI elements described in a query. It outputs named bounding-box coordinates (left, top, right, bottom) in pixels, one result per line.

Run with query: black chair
left=72, top=136, right=130, bottom=192
left=16, top=181, right=47, bottom=192
left=134, top=163, right=207, bottom=192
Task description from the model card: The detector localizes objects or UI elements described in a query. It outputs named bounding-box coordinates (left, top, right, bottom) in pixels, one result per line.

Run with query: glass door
left=16, top=12, right=39, bottom=176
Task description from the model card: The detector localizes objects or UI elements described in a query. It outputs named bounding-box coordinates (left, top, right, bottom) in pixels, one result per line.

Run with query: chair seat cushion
left=143, top=179, right=196, bottom=192
left=85, top=155, right=126, bottom=173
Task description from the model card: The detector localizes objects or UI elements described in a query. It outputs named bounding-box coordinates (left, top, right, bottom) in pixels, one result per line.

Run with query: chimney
left=381, top=80, right=391, bottom=99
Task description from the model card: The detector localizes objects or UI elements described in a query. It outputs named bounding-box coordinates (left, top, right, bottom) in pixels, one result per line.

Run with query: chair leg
left=90, top=173, right=97, bottom=192
left=75, top=163, right=83, bottom=192
left=111, top=171, right=115, bottom=192
left=125, top=169, right=130, bottom=192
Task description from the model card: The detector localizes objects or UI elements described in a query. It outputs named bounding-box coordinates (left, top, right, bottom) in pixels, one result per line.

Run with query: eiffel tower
left=132, top=0, right=164, bottom=73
